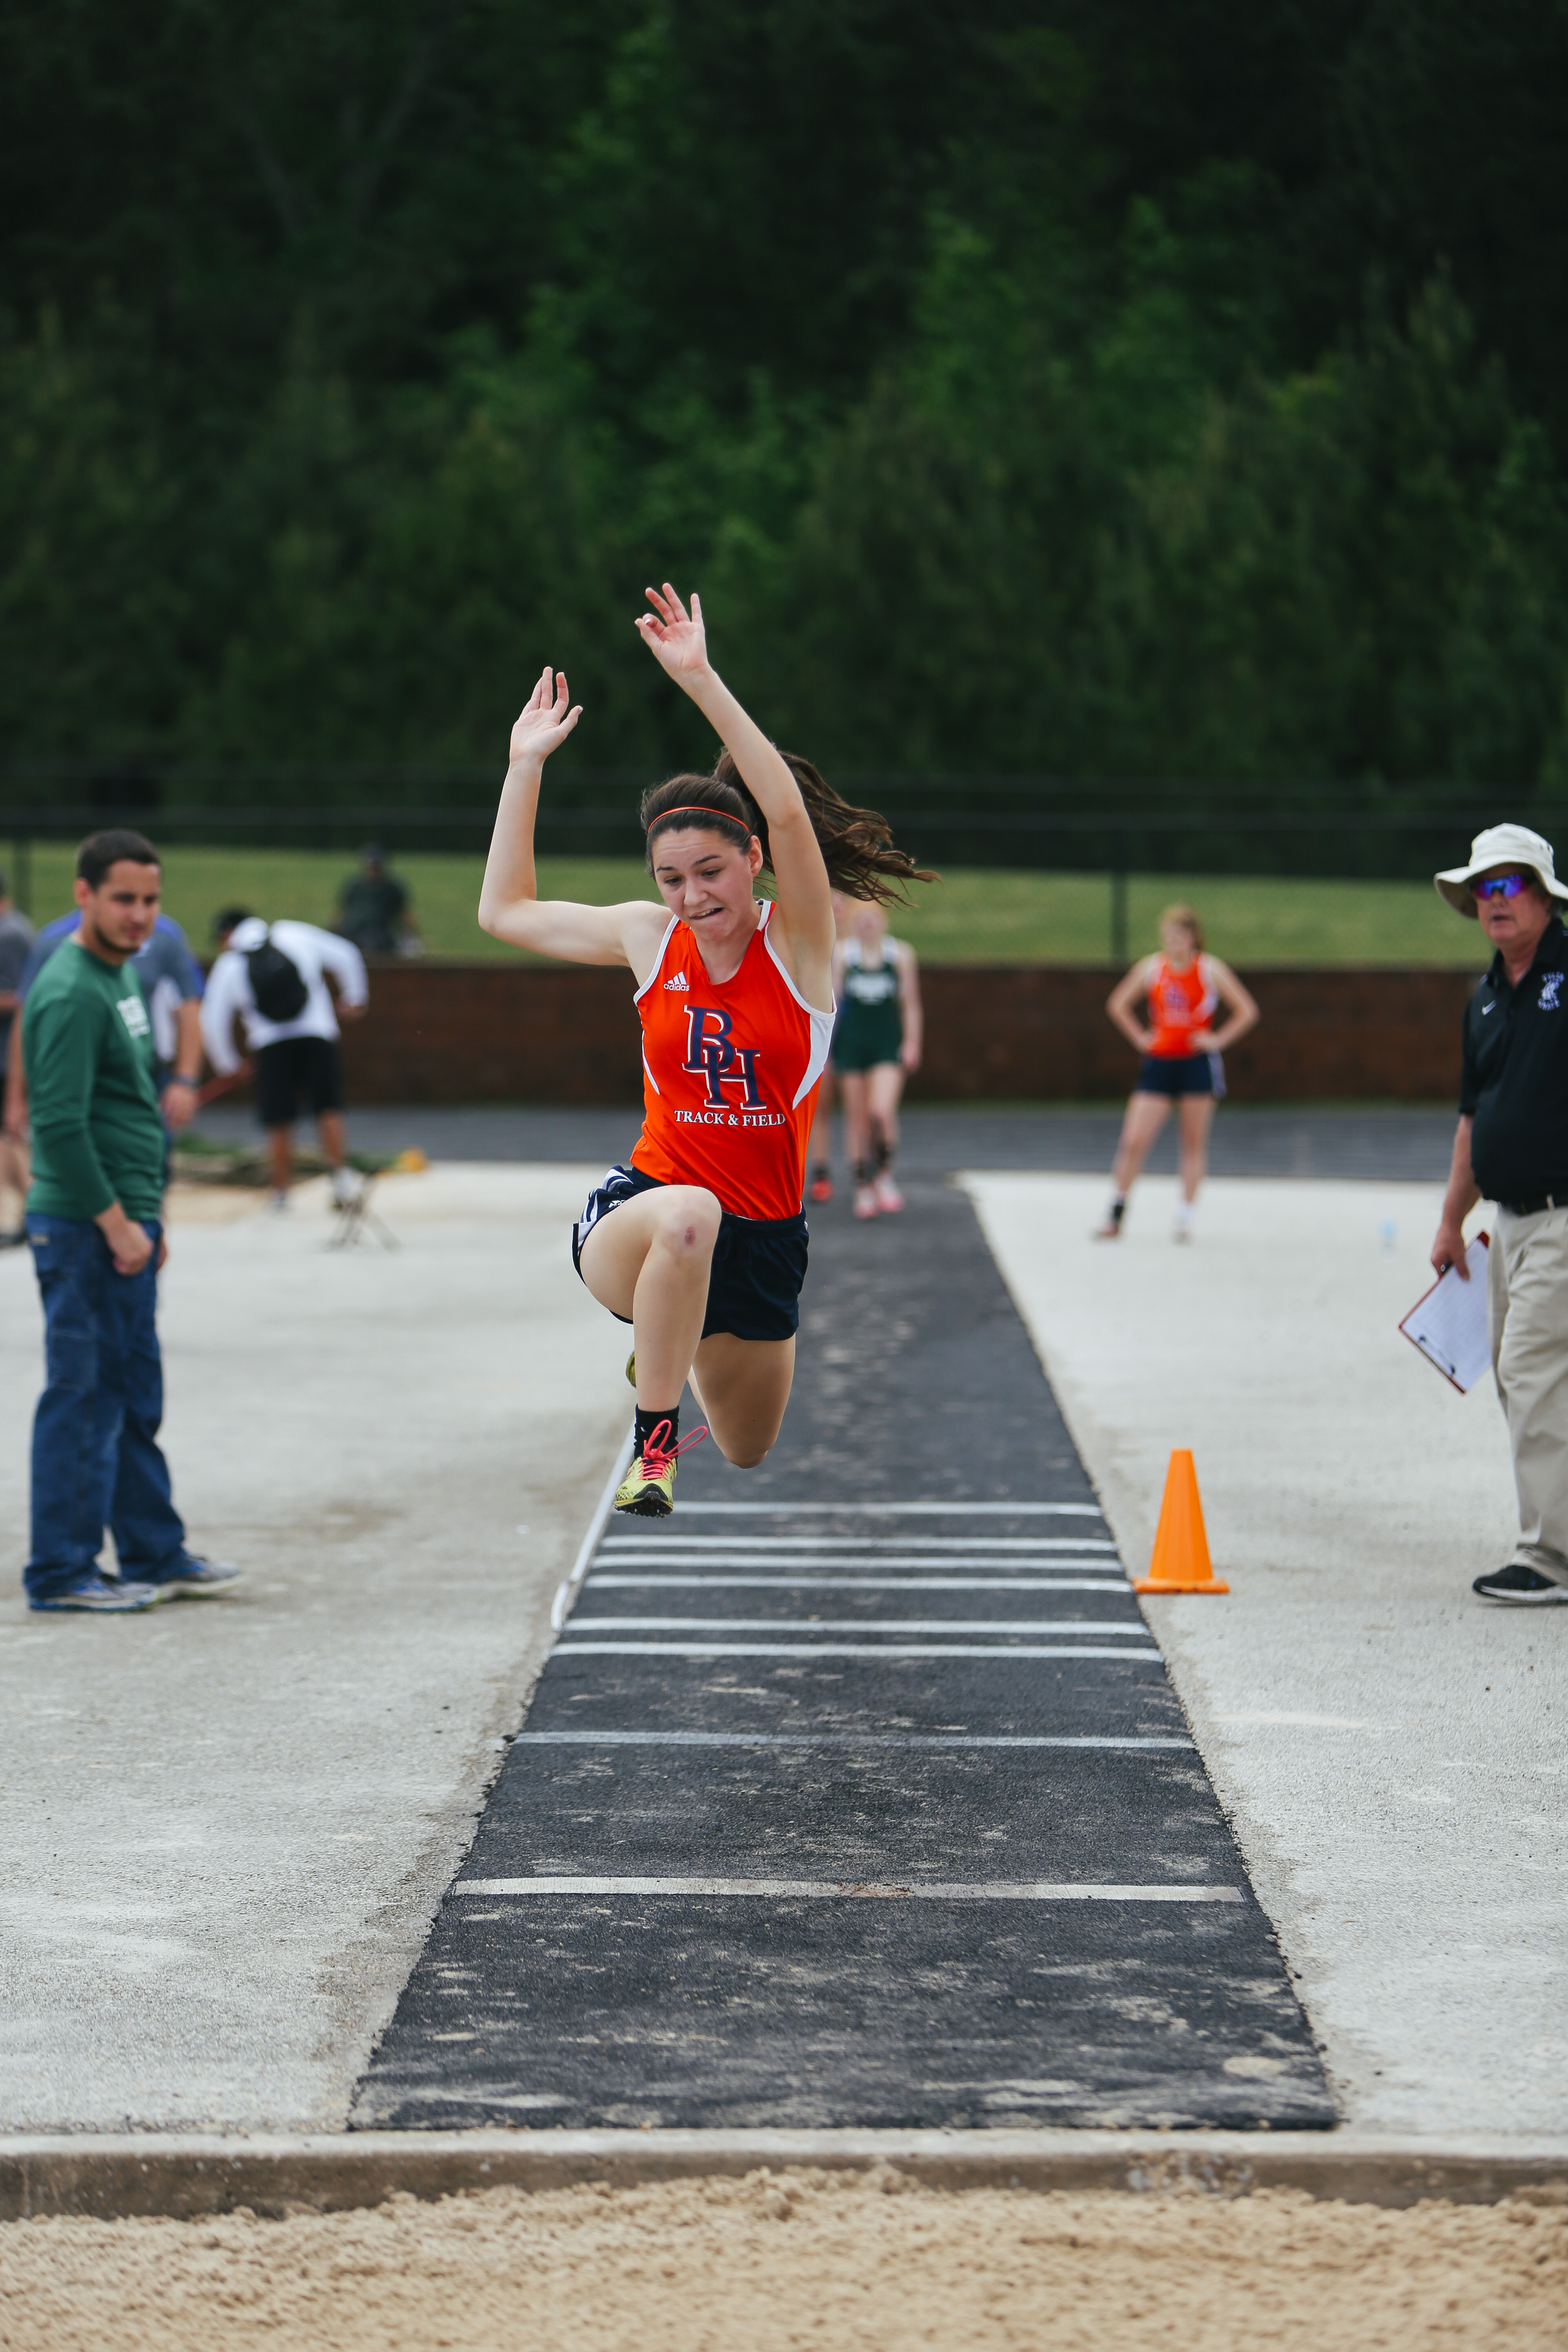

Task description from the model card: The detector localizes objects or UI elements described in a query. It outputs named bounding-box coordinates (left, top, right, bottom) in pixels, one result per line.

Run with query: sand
left=3, top=2171, right=1566, bottom=2351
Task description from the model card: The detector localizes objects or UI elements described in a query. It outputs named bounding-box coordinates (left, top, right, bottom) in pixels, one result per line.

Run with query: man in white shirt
left=201, top=909, right=369, bottom=1210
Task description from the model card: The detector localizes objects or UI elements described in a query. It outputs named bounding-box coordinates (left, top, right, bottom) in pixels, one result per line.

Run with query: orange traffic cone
left=1134, top=1449, right=1229, bottom=1594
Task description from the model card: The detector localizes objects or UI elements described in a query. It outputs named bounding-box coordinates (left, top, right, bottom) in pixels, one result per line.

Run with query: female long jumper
left=479, top=585, right=927, bottom=1515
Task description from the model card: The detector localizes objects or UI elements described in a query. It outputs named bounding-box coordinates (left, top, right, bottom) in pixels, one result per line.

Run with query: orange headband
left=647, top=805, right=753, bottom=834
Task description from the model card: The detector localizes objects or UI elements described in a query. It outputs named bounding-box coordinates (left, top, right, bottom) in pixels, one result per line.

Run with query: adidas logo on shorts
left=664, top=972, right=689, bottom=990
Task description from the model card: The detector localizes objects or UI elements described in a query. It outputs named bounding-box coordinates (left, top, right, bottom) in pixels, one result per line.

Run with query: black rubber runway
left=354, top=1176, right=1334, bottom=2131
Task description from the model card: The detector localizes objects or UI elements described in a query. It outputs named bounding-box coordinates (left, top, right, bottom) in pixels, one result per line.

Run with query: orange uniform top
left=630, top=902, right=835, bottom=1221
left=1144, top=954, right=1218, bottom=1057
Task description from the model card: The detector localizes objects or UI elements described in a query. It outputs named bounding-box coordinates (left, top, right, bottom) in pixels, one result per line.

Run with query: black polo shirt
left=1460, top=915, right=1568, bottom=1203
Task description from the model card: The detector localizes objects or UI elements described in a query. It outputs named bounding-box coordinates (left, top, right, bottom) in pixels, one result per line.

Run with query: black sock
left=855, top=1158, right=873, bottom=1185
left=635, top=1403, right=679, bottom=1456
left=871, top=1122, right=890, bottom=1172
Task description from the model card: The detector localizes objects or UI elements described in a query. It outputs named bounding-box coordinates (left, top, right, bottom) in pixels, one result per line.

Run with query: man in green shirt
left=22, top=829, right=241, bottom=1613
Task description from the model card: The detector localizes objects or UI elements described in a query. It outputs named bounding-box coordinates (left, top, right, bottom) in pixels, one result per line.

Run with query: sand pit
left=3, top=2170, right=1566, bottom=2351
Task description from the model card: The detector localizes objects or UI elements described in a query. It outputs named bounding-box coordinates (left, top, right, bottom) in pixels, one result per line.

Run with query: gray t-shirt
left=19, top=914, right=203, bottom=1080
left=0, top=906, right=36, bottom=1072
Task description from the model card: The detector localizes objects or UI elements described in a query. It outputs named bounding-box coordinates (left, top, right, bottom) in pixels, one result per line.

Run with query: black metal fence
left=2, top=765, right=1558, bottom=960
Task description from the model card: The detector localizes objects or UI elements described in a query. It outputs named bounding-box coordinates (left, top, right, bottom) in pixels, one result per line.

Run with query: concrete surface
left=968, top=1172, right=1567, bottom=2138
left=6, top=2129, right=1568, bottom=2220
left=0, top=1165, right=626, bottom=2134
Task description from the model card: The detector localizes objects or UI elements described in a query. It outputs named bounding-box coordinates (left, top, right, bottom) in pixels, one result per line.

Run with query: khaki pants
left=1489, top=1203, right=1568, bottom=1586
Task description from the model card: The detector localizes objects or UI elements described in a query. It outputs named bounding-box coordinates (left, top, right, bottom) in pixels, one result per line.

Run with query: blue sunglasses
left=1470, top=871, right=1533, bottom=900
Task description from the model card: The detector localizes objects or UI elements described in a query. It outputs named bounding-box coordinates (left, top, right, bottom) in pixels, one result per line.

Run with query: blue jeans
left=24, top=1214, right=187, bottom=1601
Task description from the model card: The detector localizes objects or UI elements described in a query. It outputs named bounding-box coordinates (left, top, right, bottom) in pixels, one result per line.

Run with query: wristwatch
left=166, top=1074, right=200, bottom=1089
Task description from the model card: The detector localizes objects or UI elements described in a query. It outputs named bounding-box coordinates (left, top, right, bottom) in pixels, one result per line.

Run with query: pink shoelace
left=638, top=1418, right=708, bottom=1479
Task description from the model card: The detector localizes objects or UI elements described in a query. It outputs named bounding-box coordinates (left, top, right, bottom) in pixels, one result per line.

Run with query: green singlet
left=831, top=938, right=904, bottom=1072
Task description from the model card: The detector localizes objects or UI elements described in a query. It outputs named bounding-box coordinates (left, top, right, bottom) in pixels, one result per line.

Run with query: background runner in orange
left=478, top=584, right=928, bottom=1510
left=1097, top=904, right=1260, bottom=1243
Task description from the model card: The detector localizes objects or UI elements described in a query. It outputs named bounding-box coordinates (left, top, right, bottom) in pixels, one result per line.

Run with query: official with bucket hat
left=1430, top=822, right=1568, bottom=1604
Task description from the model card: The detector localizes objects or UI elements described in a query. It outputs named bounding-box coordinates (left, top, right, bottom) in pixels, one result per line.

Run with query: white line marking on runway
left=588, top=1575, right=1129, bottom=1592
left=667, top=1502, right=1108, bottom=1517
left=556, top=1642, right=1160, bottom=1660
left=456, top=1876, right=1242, bottom=1902
left=571, top=1617, right=1153, bottom=1636
left=597, top=1537, right=1120, bottom=1553
left=514, top=1731, right=1195, bottom=1749
left=550, top=1431, right=636, bottom=1631
left=598, top=1556, right=1124, bottom=1570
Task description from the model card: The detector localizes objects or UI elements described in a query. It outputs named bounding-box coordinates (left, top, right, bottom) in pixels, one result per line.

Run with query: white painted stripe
left=457, top=1876, right=1241, bottom=1903
left=516, top=1730, right=1194, bottom=1749
left=668, top=1502, right=1106, bottom=1517
left=550, top=1430, right=636, bottom=1632
left=572, top=1617, right=1152, bottom=1636
left=556, top=1642, right=1159, bottom=1660
left=589, top=1575, right=1129, bottom=1592
left=598, top=1537, right=1118, bottom=1554
left=594, top=1556, right=1123, bottom=1573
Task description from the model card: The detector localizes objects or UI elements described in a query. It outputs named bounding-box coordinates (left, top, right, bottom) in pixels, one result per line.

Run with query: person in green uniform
left=831, top=898, right=922, bottom=1218
left=22, top=829, right=241, bottom=1613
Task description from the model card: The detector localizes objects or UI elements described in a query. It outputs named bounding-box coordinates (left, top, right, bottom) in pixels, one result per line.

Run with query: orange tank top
left=630, top=901, right=834, bottom=1221
left=1145, top=955, right=1217, bottom=1057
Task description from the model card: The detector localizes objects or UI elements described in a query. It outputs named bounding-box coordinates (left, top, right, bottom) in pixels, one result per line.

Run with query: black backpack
left=245, top=929, right=310, bottom=1022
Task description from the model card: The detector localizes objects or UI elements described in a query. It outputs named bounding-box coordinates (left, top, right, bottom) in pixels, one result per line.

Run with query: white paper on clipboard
left=1399, top=1233, right=1491, bottom=1392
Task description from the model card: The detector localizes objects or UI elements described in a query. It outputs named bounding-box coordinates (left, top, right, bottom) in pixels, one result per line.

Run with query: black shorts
left=1134, top=1051, right=1225, bottom=1100
left=572, top=1164, right=808, bottom=1344
left=254, top=1035, right=345, bottom=1127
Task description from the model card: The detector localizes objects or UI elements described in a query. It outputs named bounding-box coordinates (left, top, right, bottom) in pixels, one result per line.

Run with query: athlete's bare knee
left=716, top=1438, right=772, bottom=1470
left=656, top=1188, right=720, bottom=1259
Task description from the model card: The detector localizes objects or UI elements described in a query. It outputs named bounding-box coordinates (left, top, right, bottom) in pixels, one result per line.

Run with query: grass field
left=4, top=843, right=1492, bottom=968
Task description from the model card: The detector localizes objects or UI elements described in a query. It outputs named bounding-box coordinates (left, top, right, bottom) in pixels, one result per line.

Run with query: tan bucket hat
left=1433, top=821, right=1568, bottom=918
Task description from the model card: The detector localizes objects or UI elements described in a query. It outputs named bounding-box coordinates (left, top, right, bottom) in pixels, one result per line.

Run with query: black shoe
left=1471, top=1563, right=1568, bottom=1604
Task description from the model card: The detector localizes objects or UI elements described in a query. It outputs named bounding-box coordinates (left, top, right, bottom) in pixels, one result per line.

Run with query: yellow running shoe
left=613, top=1419, right=706, bottom=1518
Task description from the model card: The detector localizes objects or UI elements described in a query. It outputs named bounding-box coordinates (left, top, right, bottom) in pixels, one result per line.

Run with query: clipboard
left=1398, top=1232, right=1491, bottom=1393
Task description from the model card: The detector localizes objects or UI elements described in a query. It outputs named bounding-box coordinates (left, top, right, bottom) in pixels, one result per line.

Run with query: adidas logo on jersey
left=664, top=971, right=689, bottom=990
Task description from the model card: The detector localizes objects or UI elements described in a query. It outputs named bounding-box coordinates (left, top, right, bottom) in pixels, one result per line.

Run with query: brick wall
left=307, top=960, right=1479, bottom=1107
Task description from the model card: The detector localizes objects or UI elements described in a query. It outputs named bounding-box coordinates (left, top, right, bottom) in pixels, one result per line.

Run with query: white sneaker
left=267, top=1189, right=290, bottom=1214
left=330, top=1167, right=363, bottom=1208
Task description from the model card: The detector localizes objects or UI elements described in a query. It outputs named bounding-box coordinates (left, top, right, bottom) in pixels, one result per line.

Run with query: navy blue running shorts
left=1134, top=1051, right=1225, bottom=1100
left=572, top=1164, right=808, bottom=1343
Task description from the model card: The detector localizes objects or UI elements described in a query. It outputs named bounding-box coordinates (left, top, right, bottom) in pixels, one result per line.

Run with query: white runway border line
left=456, top=1877, right=1245, bottom=1902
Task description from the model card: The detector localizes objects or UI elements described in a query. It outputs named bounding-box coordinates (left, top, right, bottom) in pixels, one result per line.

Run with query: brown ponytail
left=641, top=751, right=935, bottom=906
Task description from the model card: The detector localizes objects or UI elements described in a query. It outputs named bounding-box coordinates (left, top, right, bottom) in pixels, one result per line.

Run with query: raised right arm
left=478, top=667, right=667, bottom=973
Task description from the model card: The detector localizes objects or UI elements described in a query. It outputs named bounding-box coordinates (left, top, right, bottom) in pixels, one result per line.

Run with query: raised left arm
left=636, top=585, right=834, bottom=1010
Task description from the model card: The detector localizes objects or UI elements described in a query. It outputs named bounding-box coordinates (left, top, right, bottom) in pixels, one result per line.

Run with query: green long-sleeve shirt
left=23, top=940, right=165, bottom=1222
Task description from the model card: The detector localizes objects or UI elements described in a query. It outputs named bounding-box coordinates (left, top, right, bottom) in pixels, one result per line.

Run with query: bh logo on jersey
left=682, top=1006, right=766, bottom=1108
left=1541, top=972, right=1563, bottom=1012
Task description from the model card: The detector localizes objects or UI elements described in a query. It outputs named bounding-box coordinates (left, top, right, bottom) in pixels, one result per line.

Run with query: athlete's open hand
left=508, top=668, right=582, bottom=770
left=635, top=584, right=710, bottom=685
